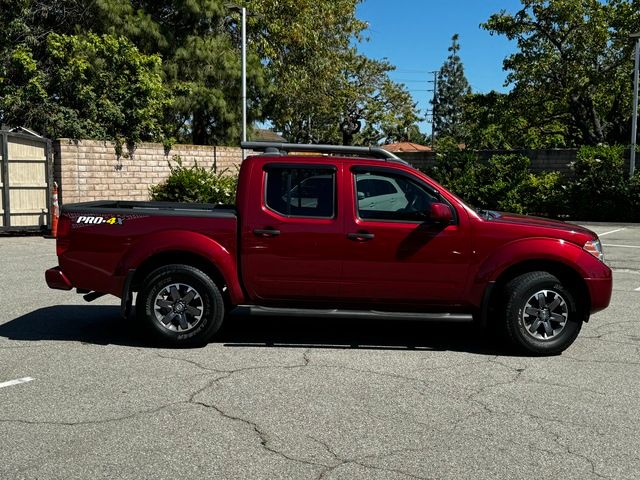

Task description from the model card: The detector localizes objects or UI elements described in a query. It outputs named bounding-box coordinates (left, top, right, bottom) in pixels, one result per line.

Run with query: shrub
left=520, top=171, right=569, bottom=217
left=426, top=148, right=548, bottom=215
left=150, top=156, right=238, bottom=205
left=568, top=145, right=631, bottom=221
left=629, top=173, right=640, bottom=215
left=427, top=147, right=483, bottom=207
left=425, top=144, right=640, bottom=220
left=478, top=154, right=532, bottom=213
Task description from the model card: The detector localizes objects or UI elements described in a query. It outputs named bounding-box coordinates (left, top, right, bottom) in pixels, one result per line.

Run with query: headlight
left=584, top=238, right=604, bottom=262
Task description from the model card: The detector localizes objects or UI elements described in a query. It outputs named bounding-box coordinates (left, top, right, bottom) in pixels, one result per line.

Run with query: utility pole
left=427, top=70, right=438, bottom=148
left=630, top=32, right=640, bottom=177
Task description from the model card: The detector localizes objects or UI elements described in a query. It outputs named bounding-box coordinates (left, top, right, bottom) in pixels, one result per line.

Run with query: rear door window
left=265, top=167, right=336, bottom=218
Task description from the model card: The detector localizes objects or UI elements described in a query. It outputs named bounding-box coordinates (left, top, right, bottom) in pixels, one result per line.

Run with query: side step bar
left=232, top=306, right=473, bottom=322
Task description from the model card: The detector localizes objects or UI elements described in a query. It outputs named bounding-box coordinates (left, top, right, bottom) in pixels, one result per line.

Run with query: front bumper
left=585, top=276, right=613, bottom=314
left=45, top=266, right=73, bottom=291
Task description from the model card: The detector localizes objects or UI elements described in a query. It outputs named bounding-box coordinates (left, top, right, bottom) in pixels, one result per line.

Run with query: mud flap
left=120, top=269, right=135, bottom=319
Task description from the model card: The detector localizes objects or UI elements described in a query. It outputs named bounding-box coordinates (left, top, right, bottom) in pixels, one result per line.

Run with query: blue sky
left=356, top=0, right=524, bottom=134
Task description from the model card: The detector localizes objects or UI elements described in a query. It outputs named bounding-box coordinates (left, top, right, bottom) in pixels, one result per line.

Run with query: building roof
left=382, top=142, right=432, bottom=153
left=251, top=129, right=287, bottom=142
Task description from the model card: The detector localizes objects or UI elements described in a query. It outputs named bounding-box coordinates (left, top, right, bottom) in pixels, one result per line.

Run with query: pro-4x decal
left=76, top=215, right=124, bottom=225
left=67, top=213, right=148, bottom=228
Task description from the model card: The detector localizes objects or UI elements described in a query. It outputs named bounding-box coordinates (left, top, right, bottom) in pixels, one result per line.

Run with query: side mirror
left=430, top=202, right=453, bottom=223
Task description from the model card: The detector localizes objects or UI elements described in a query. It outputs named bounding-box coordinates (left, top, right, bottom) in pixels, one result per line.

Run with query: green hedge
left=424, top=148, right=567, bottom=216
left=425, top=145, right=640, bottom=221
left=568, top=145, right=639, bottom=221
left=149, top=156, right=237, bottom=205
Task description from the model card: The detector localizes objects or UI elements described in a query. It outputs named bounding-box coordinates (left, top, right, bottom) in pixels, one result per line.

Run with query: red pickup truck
left=46, top=142, right=612, bottom=354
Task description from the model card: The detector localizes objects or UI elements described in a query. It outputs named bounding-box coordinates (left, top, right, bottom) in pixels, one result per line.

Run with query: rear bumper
left=45, top=266, right=73, bottom=291
left=585, top=275, right=613, bottom=314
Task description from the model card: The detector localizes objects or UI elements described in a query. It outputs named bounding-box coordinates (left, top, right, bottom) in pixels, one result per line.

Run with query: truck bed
left=56, top=200, right=239, bottom=298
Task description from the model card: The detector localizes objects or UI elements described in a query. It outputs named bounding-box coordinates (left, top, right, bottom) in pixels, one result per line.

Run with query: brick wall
left=53, top=139, right=244, bottom=204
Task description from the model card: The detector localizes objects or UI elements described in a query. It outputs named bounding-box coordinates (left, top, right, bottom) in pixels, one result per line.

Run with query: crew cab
left=46, top=142, right=612, bottom=354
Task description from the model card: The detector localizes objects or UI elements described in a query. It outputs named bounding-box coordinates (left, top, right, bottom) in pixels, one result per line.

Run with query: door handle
left=347, top=232, right=375, bottom=241
left=253, top=228, right=281, bottom=237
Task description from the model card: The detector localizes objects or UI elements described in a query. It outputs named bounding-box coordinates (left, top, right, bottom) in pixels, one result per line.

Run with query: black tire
left=501, top=271, right=584, bottom=355
left=136, top=264, right=224, bottom=347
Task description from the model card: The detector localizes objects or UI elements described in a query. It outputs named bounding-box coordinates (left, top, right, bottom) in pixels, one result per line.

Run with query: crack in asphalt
left=453, top=357, right=611, bottom=479
left=0, top=348, right=465, bottom=477
left=462, top=357, right=608, bottom=428
left=0, top=400, right=186, bottom=427
left=190, top=398, right=324, bottom=471
left=307, top=435, right=432, bottom=480
left=0, top=345, right=628, bottom=479
left=153, top=349, right=494, bottom=407
left=535, top=424, right=611, bottom=480
left=460, top=356, right=528, bottom=416
left=173, top=349, right=326, bottom=472
left=164, top=351, right=499, bottom=480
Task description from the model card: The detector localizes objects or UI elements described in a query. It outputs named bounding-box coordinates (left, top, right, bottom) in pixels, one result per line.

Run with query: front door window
left=355, top=171, right=442, bottom=222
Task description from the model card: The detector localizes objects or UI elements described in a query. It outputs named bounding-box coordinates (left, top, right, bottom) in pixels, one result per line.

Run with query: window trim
left=351, top=165, right=458, bottom=225
left=263, top=164, right=337, bottom=219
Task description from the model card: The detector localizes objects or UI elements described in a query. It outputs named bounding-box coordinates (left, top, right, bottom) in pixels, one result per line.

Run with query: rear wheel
left=137, top=264, right=224, bottom=347
left=501, top=271, right=584, bottom=355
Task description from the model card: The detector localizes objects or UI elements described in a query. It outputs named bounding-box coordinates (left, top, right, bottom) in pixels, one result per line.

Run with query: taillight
left=56, top=215, right=72, bottom=256
left=583, top=238, right=604, bottom=262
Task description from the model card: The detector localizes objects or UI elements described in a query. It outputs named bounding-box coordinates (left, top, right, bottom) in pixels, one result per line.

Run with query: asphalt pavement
left=0, top=224, right=639, bottom=479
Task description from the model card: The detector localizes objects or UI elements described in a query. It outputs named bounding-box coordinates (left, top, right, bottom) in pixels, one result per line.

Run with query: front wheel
left=501, top=271, right=584, bottom=355
left=137, top=265, right=224, bottom=347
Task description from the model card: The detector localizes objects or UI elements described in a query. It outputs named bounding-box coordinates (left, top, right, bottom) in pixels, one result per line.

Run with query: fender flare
left=469, top=237, right=590, bottom=308
left=117, top=230, right=244, bottom=306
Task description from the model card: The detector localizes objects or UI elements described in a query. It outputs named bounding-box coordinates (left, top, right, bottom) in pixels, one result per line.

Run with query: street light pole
left=241, top=6, right=247, bottom=147
left=225, top=3, right=248, bottom=157
left=630, top=33, right=640, bottom=177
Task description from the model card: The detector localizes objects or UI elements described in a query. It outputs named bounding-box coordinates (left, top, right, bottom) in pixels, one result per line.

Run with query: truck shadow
left=0, top=305, right=146, bottom=347
left=0, top=305, right=514, bottom=356
left=220, top=310, right=502, bottom=355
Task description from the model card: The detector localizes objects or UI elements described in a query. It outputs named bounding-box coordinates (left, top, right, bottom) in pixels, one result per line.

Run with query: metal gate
left=0, top=127, right=52, bottom=231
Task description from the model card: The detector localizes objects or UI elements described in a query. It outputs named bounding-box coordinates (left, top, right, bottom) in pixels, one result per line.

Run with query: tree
left=0, top=0, right=266, bottom=145
left=247, top=0, right=420, bottom=145
left=0, top=0, right=420, bottom=147
left=334, top=52, right=420, bottom=146
left=89, top=0, right=266, bottom=145
left=348, top=62, right=423, bottom=146
left=432, top=34, right=471, bottom=142
left=483, top=0, right=640, bottom=146
left=1, top=32, right=169, bottom=144
left=247, top=0, right=364, bottom=143
left=462, top=91, right=568, bottom=149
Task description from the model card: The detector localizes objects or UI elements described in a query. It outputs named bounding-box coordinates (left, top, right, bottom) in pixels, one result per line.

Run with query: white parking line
left=603, top=244, right=640, bottom=249
left=635, top=287, right=640, bottom=292
left=598, top=228, right=625, bottom=236
left=0, top=377, right=34, bottom=389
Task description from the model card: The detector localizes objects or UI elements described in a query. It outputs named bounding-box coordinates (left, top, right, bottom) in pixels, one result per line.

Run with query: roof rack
left=241, top=141, right=407, bottom=163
